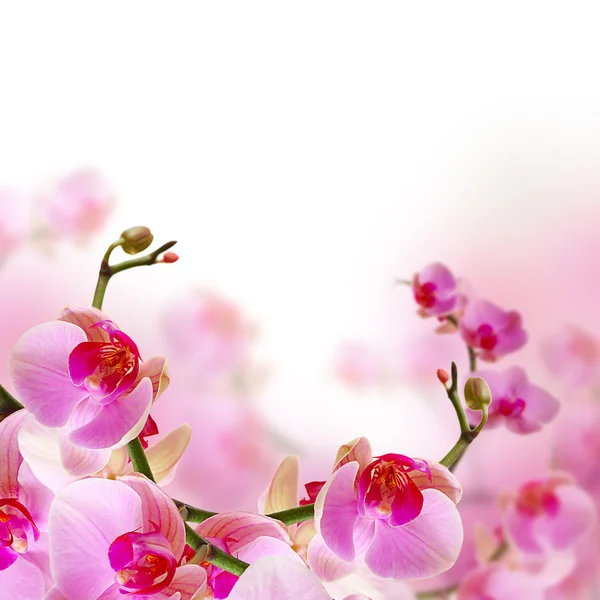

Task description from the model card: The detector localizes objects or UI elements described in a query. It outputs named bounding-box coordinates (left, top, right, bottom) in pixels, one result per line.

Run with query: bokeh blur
left=1, top=3, right=600, bottom=597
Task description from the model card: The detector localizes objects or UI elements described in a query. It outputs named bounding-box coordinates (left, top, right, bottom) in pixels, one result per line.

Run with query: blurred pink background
left=1, top=3, right=600, bottom=595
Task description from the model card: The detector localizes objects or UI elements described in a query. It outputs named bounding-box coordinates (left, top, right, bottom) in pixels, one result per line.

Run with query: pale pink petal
left=545, top=484, right=596, bottom=551
left=294, top=520, right=317, bottom=546
left=343, top=596, right=370, bottom=600
left=59, top=428, right=111, bottom=476
left=263, top=455, right=300, bottom=514
left=0, top=558, right=46, bottom=600
left=57, top=306, right=111, bottom=342
left=0, top=409, right=27, bottom=497
left=144, top=424, right=192, bottom=484
left=315, top=461, right=362, bottom=562
left=18, top=417, right=78, bottom=492
left=49, top=478, right=143, bottom=600
left=120, top=474, right=186, bottom=560
left=409, top=461, right=462, bottom=504
left=227, top=556, right=332, bottom=600
left=236, top=536, right=305, bottom=564
left=69, top=377, right=153, bottom=449
left=17, top=462, right=54, bottom=530
left=364, top=489, right=463, bottom=579
left=9, top=321, right=88, bottom=427
left=138, top=356, right=171, bottom=401
left=45, top=588, right=68, bottom=600
left=162, top=564, right=207, bottom=600
left=333, top=437, right=373, bottom=473
left=504, top=504, right=543, bottom=554
left=521, top=383, right=560, bottom=425
left=195, top=512, right=291, bottom=553
left=308, top=534, right=359, bottom=582
left=324, top=567, right=416, bottom=600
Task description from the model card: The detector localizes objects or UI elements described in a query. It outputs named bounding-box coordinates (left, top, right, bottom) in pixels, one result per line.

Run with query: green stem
left=439, top=362, right=488, bottom=471
left=446, top=315, right=477, bottom=372
left=92, top=239, right=177, bottom=310
left=174, top=500, right=217, bottom=524
left=185, top=523, right=249, bottom=575
left=266, top=503, right=315, bottom=525
left=126, top=437, right=156, bottom=482
left=0, top=385, right=24, bottom=421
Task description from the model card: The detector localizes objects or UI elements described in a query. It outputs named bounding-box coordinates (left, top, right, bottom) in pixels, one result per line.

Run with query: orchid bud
left=120, top=226, right=154, bottom=255
left=437, top=369, right=450, bottom=386
left=161, top=251, right=179, bottom=263
left=464, top=377, right=492, bottom=411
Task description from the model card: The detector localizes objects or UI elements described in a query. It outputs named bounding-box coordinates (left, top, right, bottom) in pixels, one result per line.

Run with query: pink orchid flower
left=9, top=306, right=168, bottom=454
left=457, top=564, right=545, bottom=600
left=37, top=168, right=114, bottom=239
left=49, top=475, right=206, bottom=600
left=192, top=511, right=300, bottom=598
left=0, top=410, right=54, bottom=598
left=459, top=299, right=527, bottom=361
left=411, top=262, right=458, bottom=318
left=503, top=474, right=597, bottom=557
left=226, top=556, right=332, bottom=600
left=470, top=367, right=559, bottom=434
left=314, top=437, right=463, bottom=580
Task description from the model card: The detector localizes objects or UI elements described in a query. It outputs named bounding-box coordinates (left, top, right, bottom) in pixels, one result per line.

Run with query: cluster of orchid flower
left=0, top=168, right=113, bottom=259
left=0, top=230, right=596, bottom=600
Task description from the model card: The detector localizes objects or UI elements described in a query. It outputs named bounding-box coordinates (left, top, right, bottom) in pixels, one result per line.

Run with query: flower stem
left=126, top=437, right=156, bottom=483
left=266, top=503, right=315, bottom=525
left=446, top=314, right=477, bottom=372
left=439, top=362, right=488, bottom=471
left=92, top=238, right=177, bottom=310
left=174, top=500, right=218, bottom=524
left=0, top=384, right=23, bottom=421
left=185, top=523, right=249, bottom=576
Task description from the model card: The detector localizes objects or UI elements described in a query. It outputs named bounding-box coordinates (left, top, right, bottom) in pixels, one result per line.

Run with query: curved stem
left=446, top=314, right=477, bottom=372
left=439, top=362, right=488, bottom=471
left=266, top=503, right=315, bottom=525
left=185, top=523, right=249, bottom=575
left=174, top=500, right=217, bottom=524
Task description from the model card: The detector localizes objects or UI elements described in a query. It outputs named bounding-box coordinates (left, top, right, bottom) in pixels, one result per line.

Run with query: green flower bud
left=120, top=226, right=154, bottom=255
left=464, top=377, right=492, bottom=411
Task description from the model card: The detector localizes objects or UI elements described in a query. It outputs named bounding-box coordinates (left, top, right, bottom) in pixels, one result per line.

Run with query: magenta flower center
left=108, top=530, right=177, bottom=595
left=69, top=320, right=141, bottom=404
left=0, top=499, right=40, bottom=570
left=516, top=482, right=561, bottom=518
left=497, top=396, right=526, bottom=418
left=359, top=454, right=428, bottom=527
left=414, top=281, right=438, bottom=309
left=475, top=324, right=498, bottom=351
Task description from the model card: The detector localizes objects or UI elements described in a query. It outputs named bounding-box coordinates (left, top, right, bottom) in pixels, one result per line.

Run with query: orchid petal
left=307, top=534, right=359, bottom=582
left=17, top=462, right=54, bottom=530
left=57, top=306, right=112, bottom=342
left=145, top=424, right=192, bottom=484
left=263, top=455, right=300, bottom=514
left=0, top=409, right=27, bottom=498
left=138, top=356, right=171, bottom=402
left=0, top=557, right=45, bottom=600
left=333, top=437, right=373, bottom=474
left=237, top=535, right=305, bottom=564
left=69, top=377, right=153, bottom=449
left=163, top=564, right=207, bottom=600
left=9, top=321, right=88, bottom=427
left=315, top=461, right=361, bottom=562
left=408, top=461, right=462, bottom=504
left=364, top=489, right=463, bottom=579
left=49, top=478, right=143, bottom=600
left=120, top=474, right=186, bottom=560
left=59, top=428, right=111, bottom=476
left=227, top=556, right=332, bottom=600
left=195, top=512, right=291, bottom=553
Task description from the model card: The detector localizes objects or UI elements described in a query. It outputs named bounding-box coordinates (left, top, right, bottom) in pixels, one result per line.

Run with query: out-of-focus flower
left=0, top=189, right=30, bottom=258
left=503, top=474, right=596, bottom=557
left=48, top=476, right=206, bottom=600
left=411, top=262, right=458, bottom=318
left=335, top=342, right=386, bottom=388
left=37, top=168, right=114, bottom=240
left=459, top=299, right=527, bottom=361
left=542, top=325, right=600, bottom=389
left=470, top=367, right=559, bottom=434
left=0, top=410, right=53, bottom=598
left=9, top=306, right=167, bottom=453
left=314, top=437, right=463, bottom=579
left=457, top=564, right=545, bottom=600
